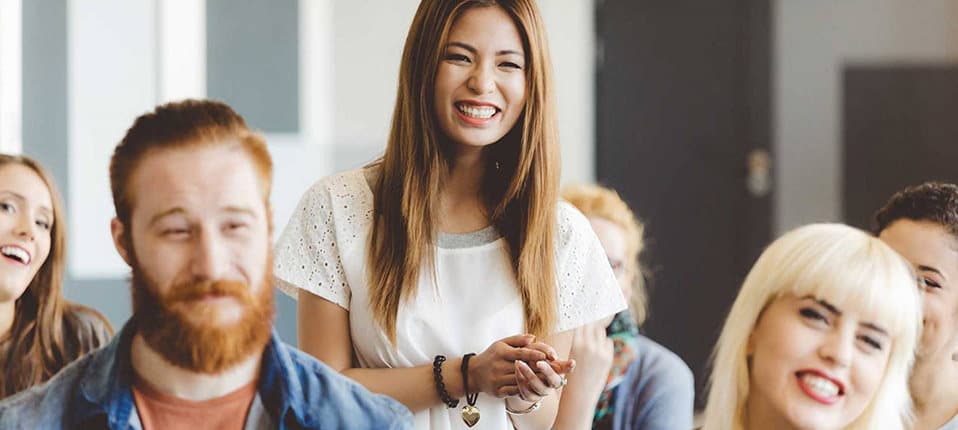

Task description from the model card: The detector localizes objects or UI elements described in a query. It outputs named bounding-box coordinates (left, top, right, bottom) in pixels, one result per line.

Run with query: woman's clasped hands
left=468, top=334, right=575, bottom=406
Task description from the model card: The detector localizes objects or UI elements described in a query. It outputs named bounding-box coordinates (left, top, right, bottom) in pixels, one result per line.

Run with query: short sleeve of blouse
left=554, top=201, right=628, bottom=332
left=273, top=174, right=356, bottom=310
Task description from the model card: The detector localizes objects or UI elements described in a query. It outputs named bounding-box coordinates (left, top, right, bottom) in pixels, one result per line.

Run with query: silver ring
left=558, top=376, right=568, bottom=388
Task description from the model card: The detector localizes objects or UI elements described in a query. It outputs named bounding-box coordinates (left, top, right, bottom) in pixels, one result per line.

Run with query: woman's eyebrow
left=801, top=296, right=891, bottom=335
left=800, top=295, right=842, bottom=316
left=860, top=322, right=889, bottom=336
left=447, top=41, right=477, bottom=54
left=446, top=41, right=523, bottom=57
left=0, top=190, right=26, bottom=203
left=918, top=265, right=946, bottom=280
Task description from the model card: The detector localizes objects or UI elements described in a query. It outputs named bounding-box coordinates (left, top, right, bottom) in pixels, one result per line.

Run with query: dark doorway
left=843, top=66, right=958, bottom=230
left=595, top=0, right=772, bottom=407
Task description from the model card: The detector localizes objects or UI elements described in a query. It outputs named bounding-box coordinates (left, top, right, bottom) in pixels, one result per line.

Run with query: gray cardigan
left=612, top=335, right=695, bottom=430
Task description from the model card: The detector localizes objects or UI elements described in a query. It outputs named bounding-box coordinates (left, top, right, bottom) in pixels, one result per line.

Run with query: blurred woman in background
left=0, top=154, right=112, bottom=399
left=557, top=184, right=693, bottom=430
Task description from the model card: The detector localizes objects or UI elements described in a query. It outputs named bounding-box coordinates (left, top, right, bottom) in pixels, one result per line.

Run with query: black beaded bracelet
left=432, top=355, right=459, bottom=408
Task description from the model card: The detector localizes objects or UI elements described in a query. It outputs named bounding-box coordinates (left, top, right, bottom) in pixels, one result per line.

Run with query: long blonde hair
left=561, top=184, right=647, bottom=325
left=703, top=223, right=921, bottom=430
left=368, top=0, right=559, bottom=343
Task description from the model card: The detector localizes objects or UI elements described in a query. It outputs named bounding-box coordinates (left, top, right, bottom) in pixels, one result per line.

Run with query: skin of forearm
left=507, top=393, right=561, bottom=430
left=340, top=357, right=468, bottom=413
left=551, top=384, right=603, bottom=430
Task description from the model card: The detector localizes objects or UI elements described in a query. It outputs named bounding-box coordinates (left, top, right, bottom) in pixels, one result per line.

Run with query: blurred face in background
left=879, top=219, right=958, bottom=403
left=0, top=164, right=53, bottom=305
left=589, top=216, right=633, bottom=304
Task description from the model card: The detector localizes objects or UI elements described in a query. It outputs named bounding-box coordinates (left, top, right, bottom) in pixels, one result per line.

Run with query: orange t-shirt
left=131, top=372, right=258, bottom=430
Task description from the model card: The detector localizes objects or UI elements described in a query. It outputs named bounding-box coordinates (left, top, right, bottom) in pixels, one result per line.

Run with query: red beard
left=131, top=256, right=275, bottom=374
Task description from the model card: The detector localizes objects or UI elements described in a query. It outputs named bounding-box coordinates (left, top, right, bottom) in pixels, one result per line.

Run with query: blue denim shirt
left=0, top=320, right=413, bottom=429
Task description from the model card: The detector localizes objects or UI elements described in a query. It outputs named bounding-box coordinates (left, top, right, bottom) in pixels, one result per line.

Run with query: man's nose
left=191, top=230, right=228, bottom=280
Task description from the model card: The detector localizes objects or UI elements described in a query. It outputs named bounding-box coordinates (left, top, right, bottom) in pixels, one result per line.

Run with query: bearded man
left=0, top=99, right=413, bottom=430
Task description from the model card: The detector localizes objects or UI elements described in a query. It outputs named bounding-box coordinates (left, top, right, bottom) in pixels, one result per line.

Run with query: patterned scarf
left=592, top=310, right=640, bottom=429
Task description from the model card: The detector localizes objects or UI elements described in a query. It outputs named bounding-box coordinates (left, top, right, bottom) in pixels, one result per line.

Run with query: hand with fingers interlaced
left=505, top=339, right=576, bottom=415
left=468, top=334, right=553, bottom=398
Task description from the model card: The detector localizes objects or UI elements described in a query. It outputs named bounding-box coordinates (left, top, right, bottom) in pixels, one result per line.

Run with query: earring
left=495, top=161, right=501, bottom=171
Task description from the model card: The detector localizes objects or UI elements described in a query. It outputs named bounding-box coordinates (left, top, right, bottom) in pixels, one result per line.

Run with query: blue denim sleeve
left=389, top=413, right=415, bottom=430
left=614, top=337, right=695, bottom=430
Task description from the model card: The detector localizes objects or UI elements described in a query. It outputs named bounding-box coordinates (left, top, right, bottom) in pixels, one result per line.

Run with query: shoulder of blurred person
left=612, top=334, right=694, bottom=430
left=62, top=302, right=114, bottom=355
left=0, top=303, right=112, bottom=401
left=0, top=327, right=107, bottom=429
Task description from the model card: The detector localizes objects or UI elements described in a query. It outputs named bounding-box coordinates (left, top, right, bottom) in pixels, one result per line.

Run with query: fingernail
left=537, top=360, right=549, bottom=371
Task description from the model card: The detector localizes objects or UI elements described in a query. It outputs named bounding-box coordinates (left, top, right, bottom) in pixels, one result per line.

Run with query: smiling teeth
left=801, top=373, right=840, bottom=398
left=0, top=246, right=29, bottom=264
left=457, top=104, right=496, bottom=119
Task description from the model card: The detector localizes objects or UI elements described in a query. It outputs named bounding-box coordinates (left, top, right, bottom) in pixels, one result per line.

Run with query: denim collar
left=71, top=319, right=310, bottom=428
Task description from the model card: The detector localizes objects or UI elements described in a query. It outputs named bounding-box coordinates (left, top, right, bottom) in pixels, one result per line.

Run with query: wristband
left=432, top=355, right=459, bottom=408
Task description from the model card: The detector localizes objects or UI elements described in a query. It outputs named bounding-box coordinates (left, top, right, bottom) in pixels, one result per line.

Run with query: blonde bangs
left=768, top=228, right=920, bottom=343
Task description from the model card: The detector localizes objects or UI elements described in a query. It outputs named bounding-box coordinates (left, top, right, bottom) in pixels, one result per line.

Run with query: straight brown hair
left=0, top=154, right=112, bottom=398
left=368, top=0, right=560, bottom=343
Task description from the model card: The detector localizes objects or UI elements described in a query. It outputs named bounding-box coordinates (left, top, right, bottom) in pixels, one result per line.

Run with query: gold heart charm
left=461, top=405, right=480, bottom=427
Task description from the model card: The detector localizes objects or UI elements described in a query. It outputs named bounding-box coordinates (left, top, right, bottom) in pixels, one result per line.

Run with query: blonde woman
left=703, top=223, right=921, bottom=430
left=274, top=1, right=625, bottom=429
left=557, top=184, right=692, bottom=430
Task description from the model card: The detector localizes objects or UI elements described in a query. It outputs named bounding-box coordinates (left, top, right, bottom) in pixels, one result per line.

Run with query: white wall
left=541, top=0, right=596, bottom=186
left=68, top=0, right=158, bottom=277
left=774, top=0, right=958, bottom=232
left=0, top=0, right=23, bottom=154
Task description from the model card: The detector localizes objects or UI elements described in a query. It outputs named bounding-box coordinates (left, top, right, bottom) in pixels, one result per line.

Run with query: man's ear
left=110, top=217, right=132, bottom=266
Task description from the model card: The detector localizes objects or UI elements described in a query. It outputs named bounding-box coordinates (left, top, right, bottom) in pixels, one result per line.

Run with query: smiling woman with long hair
left=0, top=154, right=113, bottom=399
left=703, top=223, right=921, bottom=430
left=274, top=1, right=625, bottom=429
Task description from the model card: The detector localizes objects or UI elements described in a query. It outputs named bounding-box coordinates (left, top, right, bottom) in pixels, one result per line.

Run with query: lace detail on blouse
left=274, top=170, right=373, bottom=308
left=273, top=169, right=626, bottom=329
left=554, top=201, right=627, bottom=331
